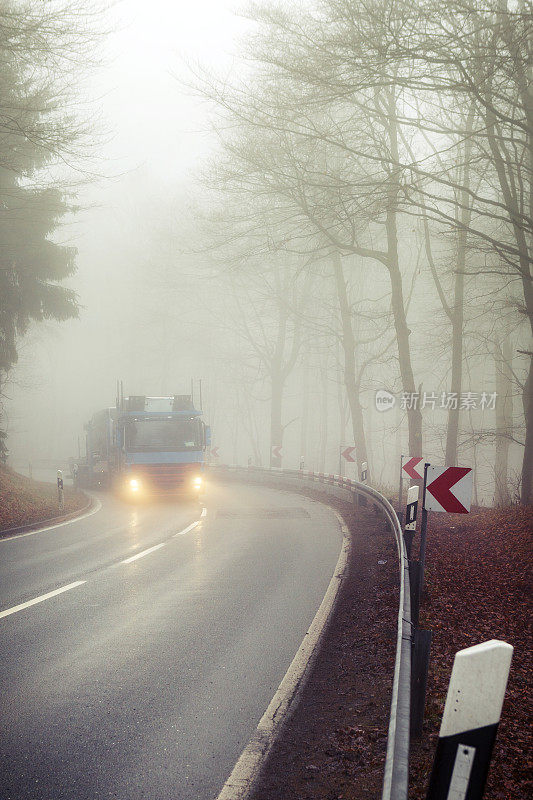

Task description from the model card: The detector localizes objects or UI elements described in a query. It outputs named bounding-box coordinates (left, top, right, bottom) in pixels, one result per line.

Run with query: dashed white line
left=0, top=514, right=204, bottom=621
left=121, top=542, right=166, bottom=564
left=201, top=508, right=207, bottom=518
left=173, top=520, right=201, bottom=538
left=0, top=581, right=87, bottom=620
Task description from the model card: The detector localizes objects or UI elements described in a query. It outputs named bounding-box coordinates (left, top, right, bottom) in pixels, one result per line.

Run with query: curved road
left=0, top=479, right=343, bottom=800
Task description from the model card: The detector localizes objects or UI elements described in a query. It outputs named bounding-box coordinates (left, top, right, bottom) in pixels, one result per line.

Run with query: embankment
left=0, top=466, right=88, bottom=534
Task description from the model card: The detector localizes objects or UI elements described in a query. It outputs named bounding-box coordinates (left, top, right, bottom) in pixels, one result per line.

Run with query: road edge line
left=215, top=507, right=351, bottom=800
left=0, top=496, right=102, bottom=542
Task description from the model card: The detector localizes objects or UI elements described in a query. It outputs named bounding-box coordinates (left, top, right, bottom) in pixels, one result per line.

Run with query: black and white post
left=57, top=469, right=64, bottom=512
left=360, top=461, right=368, bottom=484
left=426, top=639, right=513, bottom=800
left=403, top=485, right=419, bottom=559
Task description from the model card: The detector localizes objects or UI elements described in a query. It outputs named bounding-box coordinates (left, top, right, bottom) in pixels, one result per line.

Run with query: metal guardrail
left=214, top=465, right=411, bottom=800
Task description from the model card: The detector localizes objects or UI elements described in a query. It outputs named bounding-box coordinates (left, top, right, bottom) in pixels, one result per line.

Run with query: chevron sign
left=402, top=456, right=424, bottom=481
left=425, top=466, right=473, bottom=514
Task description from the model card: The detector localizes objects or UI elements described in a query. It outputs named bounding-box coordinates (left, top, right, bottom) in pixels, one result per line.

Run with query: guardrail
left=213, top=465, right=411, bottom=800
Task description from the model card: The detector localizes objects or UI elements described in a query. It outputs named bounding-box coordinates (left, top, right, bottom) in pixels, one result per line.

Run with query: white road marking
left=0, top=498, right=103, bottom=543
left=122, top=542, right=166, bottom=564
left=201, top=508, right=207, bottom=518
left=173, top=520, right=200, bottom=537
left=0, top=581, right=86, bottom=620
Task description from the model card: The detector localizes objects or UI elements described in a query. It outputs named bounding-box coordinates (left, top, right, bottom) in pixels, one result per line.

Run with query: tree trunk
left=494, top=335, right=513, bottom=505
left=318, top=361, right=328, bottom=473
left=300, top=344, right=310, bottom=466
left=385, top=86, right=423, bottom=457
left=331, top=252, right=369, bottom=467
left=336, top=349, right=347, bottom=476
left=445, top=107, right=474, bottom=466
left=485, top=104, right=533, bottom=503
left=521, top=357, right=533, bottom=504
left=270, top=368, right=283, bottom=468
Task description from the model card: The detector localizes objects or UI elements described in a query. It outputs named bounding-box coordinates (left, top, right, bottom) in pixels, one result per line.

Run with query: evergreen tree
left=0, top=1, right=103, bottom=445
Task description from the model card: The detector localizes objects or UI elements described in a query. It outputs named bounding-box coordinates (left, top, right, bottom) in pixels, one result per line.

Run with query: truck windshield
left=125, top=417, right=201, bottom=452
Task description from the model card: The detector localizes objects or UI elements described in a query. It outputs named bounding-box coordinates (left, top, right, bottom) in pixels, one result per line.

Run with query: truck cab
left=119, top=395, right=208, bottom=498
left=74, top=394, right=210, bottom=499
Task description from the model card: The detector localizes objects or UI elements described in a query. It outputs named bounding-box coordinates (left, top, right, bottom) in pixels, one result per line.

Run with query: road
left=0, top=479, right=343, bottom=800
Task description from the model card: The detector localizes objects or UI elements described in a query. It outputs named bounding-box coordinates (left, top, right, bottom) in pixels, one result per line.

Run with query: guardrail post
left=411, top=628, right=432, bottom=738
left=410, top=560, right=421, bottom=628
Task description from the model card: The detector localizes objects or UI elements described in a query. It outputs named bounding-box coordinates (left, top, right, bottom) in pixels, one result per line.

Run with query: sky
left=95, top=0, right=251, bottom=182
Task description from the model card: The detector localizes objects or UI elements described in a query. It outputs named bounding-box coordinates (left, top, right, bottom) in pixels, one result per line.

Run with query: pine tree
left=0, top=1, right=103, bottom=447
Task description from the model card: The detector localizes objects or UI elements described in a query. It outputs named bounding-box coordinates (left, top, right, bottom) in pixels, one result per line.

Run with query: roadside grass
left=0, top=466, right=88, bottom=532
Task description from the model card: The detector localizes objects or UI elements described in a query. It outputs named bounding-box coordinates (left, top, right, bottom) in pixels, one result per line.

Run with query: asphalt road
left=0, top=479, right=343, bottom=800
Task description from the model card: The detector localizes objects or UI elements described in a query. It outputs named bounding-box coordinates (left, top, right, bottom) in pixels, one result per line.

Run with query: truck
left=73, top=391, right=210, bottom=499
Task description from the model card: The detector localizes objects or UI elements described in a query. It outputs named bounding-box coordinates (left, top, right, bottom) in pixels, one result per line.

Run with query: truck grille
left=128, top=464, right=198, bottom=491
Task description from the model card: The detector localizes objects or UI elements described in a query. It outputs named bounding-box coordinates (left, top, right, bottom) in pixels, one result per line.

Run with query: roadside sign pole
left=398, top=453, right=404, bottom=525
left=412, top=627, right=432, bottom=739
left=412, top=463, right=430, bottom=627
left=409, top=468, right=431, bottom=737
left=418, top=463, right=430, bottom=596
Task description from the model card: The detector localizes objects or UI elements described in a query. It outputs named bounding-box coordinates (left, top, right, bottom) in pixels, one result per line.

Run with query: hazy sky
left=97, top=0, right=251, bottom=182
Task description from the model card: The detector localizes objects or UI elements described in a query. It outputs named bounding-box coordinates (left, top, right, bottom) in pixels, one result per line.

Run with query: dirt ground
left=249, top=491, right=532, bottom=800
left=0, top=466, right=88, bottom=532
left=410, top=505, right=533, bottom=800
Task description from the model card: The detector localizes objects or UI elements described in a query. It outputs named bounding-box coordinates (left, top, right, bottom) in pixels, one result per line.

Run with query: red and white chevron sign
left=402, top=456, right=424, bottom=481
left=341, top=446, right=356, bottom=462
left=271, top=445, right=282, bottom=460
left=425, top=466, right=473, bottom=514
left=210, top=446, right=219, bottom=458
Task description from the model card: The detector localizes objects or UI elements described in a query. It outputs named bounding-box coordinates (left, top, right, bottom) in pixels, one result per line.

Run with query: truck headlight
left=129, top=478, right=140, bottom=491
left=193, top=476, right=202, bottom=488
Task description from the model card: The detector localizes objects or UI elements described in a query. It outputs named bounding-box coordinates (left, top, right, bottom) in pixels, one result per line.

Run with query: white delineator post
left=57, top=469, right=64, bottom=512
left=426, top=640, right=513, bottom=800
left=403, top=484, right=419, bottom=559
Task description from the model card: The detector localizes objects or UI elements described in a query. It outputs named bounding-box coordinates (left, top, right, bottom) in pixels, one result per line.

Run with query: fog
left=2, top=0, right=531, bottom=505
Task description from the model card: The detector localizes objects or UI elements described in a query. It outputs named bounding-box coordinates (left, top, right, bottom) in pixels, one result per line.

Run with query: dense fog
left=2, top=0, right=531, bottom=505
